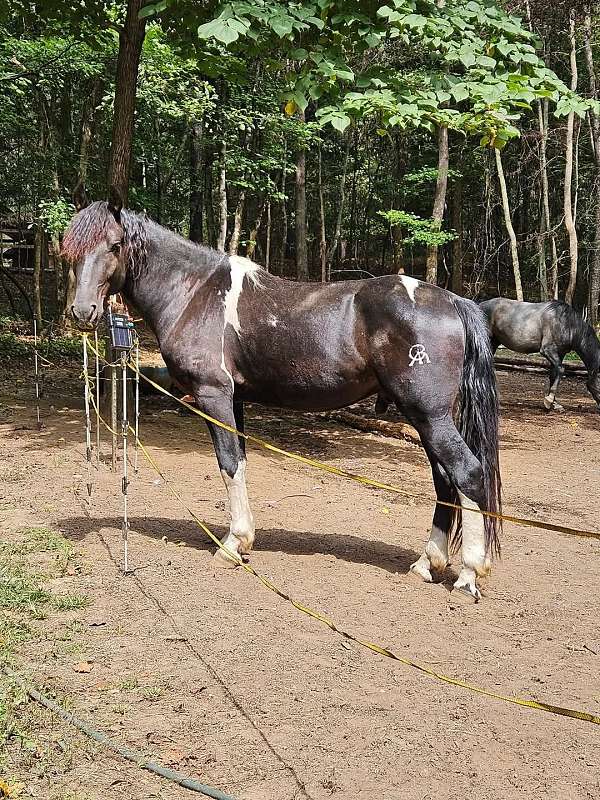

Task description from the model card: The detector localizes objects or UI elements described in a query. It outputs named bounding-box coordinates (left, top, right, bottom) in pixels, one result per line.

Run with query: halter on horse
left=64, top=187, right=502, bottom=602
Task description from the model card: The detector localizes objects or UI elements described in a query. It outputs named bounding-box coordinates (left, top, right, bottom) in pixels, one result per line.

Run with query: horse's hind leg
left=410, top=453, right=451, bottom=582
left=540, top=345, right=565, bottom=411
left=416, top=417, right=489, bottom=601
left=194, top=390, right=255, bottom=567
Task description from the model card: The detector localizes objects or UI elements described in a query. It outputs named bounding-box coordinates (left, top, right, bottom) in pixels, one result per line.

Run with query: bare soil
left=1, top=356, right=599, bottom=800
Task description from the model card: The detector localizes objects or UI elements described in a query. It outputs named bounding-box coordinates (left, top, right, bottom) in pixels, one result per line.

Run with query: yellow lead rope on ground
left=86, top=391, right=600, bottom=727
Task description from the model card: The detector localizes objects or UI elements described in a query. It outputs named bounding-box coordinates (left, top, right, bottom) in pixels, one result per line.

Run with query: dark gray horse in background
left=63, top=186, right=502, bottom=601
left=481, top=298, right=600, bottom=412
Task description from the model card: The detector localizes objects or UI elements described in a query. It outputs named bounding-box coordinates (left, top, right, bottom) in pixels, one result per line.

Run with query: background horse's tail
left=452, top=296, right=502, bottom=557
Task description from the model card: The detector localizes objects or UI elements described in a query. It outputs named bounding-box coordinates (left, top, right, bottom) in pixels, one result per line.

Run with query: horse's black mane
left=549, top=300, right=600, bottom=370
left=62, top=200, right=226, bottom=280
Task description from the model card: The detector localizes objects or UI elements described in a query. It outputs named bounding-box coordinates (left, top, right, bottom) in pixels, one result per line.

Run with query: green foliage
left=380, top=209, right=457, bottom=248
left=38, top=198, right=74, bottom=236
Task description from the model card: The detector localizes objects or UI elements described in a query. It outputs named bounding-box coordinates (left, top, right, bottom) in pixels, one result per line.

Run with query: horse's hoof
left=451, top=581, right=481, bottom=604
left=409, top=556, right=433, bottom=583
left=213, top=548, right=240, bottom=569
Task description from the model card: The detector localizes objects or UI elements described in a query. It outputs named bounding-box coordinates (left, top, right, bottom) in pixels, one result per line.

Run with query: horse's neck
left=123, top=232, right=205, bottom=344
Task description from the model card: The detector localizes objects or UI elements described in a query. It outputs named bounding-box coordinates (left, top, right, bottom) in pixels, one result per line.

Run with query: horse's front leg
left=194, top=390, right=254, bottom=567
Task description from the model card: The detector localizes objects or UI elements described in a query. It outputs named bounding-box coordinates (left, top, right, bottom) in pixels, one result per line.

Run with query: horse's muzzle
left=71, top=303, right=101, bottom=330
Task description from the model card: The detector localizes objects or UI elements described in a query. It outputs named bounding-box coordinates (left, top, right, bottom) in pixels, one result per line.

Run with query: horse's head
left=64, top=185, right=127, bottom=330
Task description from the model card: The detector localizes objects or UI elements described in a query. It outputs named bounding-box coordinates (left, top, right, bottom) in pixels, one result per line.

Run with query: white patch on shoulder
left=224, top=255, right=262, bottom=334
left=401, top=275, right=420, bottom=303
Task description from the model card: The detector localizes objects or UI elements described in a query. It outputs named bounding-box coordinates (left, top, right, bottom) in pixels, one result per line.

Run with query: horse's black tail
left=451, top=296, right=502, bottom=557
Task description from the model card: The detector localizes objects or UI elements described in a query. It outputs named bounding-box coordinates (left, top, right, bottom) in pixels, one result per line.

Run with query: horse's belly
left=236, top=368, right=379, bottom=411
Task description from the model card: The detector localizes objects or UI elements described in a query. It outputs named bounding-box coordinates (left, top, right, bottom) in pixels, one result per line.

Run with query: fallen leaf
left=381, top=506, right=390, bottom=514
left=73, top=661, right=93, bottom=673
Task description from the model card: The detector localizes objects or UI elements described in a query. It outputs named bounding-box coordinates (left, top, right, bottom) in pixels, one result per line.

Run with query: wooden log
left=322, top=409, right=421, bottom=447
left=494, top=355, right=586, bottom=376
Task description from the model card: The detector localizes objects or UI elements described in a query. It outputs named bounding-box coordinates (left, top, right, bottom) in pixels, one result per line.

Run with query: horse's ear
left=73, top=181, right=89, bottom=212
left=107, top=185, right=123, bottom=223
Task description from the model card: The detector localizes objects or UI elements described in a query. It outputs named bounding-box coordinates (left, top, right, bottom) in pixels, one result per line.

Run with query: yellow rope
left=80, top=336, right=599, bottom=726
left=102, top=341, right=599, bottom=542
left=87, top=387, right=600, bottom=727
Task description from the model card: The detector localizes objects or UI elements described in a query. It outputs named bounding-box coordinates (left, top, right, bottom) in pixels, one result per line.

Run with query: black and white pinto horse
left=481, top=298, right=600, bottom=412
left=64, top=189, right=502, bottom=601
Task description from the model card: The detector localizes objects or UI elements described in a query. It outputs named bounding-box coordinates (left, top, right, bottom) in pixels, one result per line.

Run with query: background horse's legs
left=194, top=391, right=255, bottom=567
left=415, top=417, right=489, bottom=601
left=410, top=453, right=451, bottom=582
left=540, top=344, right=565, bottom=411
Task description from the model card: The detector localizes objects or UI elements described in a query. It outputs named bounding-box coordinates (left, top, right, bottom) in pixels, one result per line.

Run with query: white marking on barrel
left=401, top=275, right=420, bottom=303
left=224, top=255, right=262, bottom=334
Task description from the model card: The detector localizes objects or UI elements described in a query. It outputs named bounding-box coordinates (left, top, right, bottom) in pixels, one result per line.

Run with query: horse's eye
left=110, top=242, right=122, bottom=255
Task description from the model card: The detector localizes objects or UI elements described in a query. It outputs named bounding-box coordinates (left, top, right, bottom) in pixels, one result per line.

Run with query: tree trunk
left=108, top=0, right=147, bottom=202
left=584, top=7, right=600, bottom=325
left=228, top=191, right=245, bottom=255
left=278, top=148, right=288, bottom=272
left=79, top=77, right=103, bottom=184
left=451, top=172, right=463, bottom=295
left=495, top=147, right=523, bottom=301
left=564, top=9, right=579, bottom=305
left=537, top=100, right=557, bottom=300
left=216, top=139, right=228, bottom=252
left=189, top=121, right=204, bottom=243
left=318, top=144, right=327, bottom=282
left=246, top=198, right=265, bottom=259
left=295, top=110, right=309, bottom=280
left=204, top=150, right=216, bottom=247
left=265, top=200, right=271, bottom=272
left=33, top=225, right=43, bottom=329
left=326, top=134, right=351, bottom=274
left=425, top=124, right=449, bottom=285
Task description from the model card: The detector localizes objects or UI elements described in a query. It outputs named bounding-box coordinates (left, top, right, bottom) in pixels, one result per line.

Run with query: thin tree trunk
left=326, top=134, right=351, bottom=272
left=278, top=147, right=288, bottom=271
left=451, top=172, right=463, bottom=295
left=564, top=9, right=579, bottom=305
left=585, top=7, right=600, bottom=325
left=108, top=0, right=147, bottom=202
left=295, top=110, right=309, bottom=280
left=318, top=144, right=327, bottom=282
left=189, top=121, right=204, bottom=243
left=216, top=139, right=227, bottom=252
left=425, top=124, right=449, bottom=284
left=205, top=150, right=216, bottom=247
left=537, top=100, right=556, bottom=300
left=33, top=225, right=43, bottom=329
left=79, top=77, right=103, bottom=184
left=495, top=147, right=523, bottom=301
left=228, top=191, right=245, bottom=255
left=265, top=200, right=271, bottom=272
left=153, top=117, right=163, bottom=223
left=246, top=197, right=265, bottom=259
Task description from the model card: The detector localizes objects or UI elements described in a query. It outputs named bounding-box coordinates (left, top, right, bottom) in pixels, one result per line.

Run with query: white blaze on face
left=220, top=460, right=255, bottom=551
left=224, top=255, right=262, bottom=334
left=400, top=274, right=420, bottom=303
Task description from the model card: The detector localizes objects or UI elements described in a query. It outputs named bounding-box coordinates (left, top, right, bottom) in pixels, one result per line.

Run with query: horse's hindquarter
left=357, top=279, right=465, bottom=414
left=228, top=276, right=379, bottom=410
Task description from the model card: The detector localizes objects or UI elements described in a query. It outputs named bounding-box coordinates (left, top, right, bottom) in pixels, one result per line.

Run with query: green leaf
left=290, top=48, right=308, bottom=60
left=331, top=113, right=351, bottom=132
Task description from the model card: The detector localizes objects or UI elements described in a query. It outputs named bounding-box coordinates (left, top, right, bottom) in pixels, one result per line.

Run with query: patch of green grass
left=140, top=685, right=164, bottom=702
left=119, top=677, right=139, bottom=691
left=52, top=594, right=90, bottom=612
left=0, top=561, right=51, bottom=616
left=0, top=330, right=82, bottom=364
left=21, top=526, right=74, bottom=573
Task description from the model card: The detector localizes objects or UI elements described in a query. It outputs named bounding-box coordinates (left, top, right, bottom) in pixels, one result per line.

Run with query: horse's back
left=481, top=297, right=552, bottom=353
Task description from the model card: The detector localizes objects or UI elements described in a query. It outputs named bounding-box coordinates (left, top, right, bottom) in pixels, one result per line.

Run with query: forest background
left=2, top=0, right=600, bottom=328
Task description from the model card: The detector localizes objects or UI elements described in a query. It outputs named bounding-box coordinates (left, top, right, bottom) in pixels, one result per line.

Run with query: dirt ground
left=1, top=354, right=599, bottom=800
